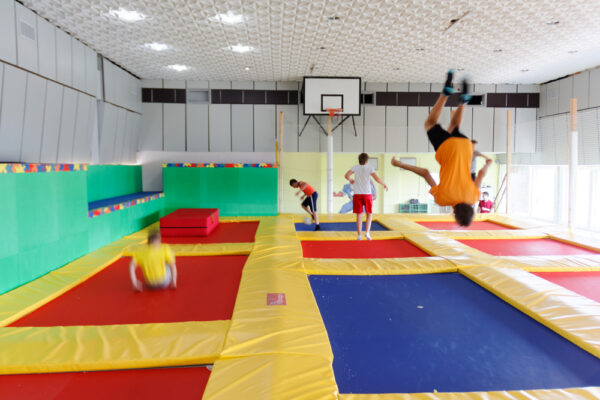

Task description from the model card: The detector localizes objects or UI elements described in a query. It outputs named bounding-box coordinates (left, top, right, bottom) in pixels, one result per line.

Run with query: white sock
left=366, top=233, right=372, bottom=240
left=357, top=234, right=362, bottom=240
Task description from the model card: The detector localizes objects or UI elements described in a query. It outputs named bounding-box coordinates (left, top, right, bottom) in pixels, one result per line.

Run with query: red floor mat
left=417, top=221, right=514, bottom=230
left=161, top=222, right=259, bottom=244
left=457, top=238, right=599, bottom=256
left=11, top=256, right=246, bottom=327
left=301, top=240, right=430, bottom=258
left=0, top=366, right=210, bottom=400
left=533, top=271, right=600, bottom=303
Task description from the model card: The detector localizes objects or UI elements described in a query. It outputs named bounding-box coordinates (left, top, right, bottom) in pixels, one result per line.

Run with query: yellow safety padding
left=548, top=232, right=600, bottom=253
left=284, top=213, right=359, bottom=223
left=203, top=354, right=338, bottom=400
left=219, top=216, right=262, bottom=222
left=220, top=269, right=332, bottom=359
left=123, top=242, right=254, bottom=256
left=445, top=230, right=548, bottom=240
left=0, top=236, right=143, bottom=327
left=490, top=255, right=600, bottom=271
left=296, top=231, right=403, bottom=241
left=339, top=387, right=600, bottom=400
left=486, top=214, right=550, bottom=230
left=304, top=257, right=457, bottom=275
left=0, top=320, right=229, bottom=374
left=462, top=266, right=600, bottom=359
left=396, top=213, right=489, bottom=222
left=403, top=233, right=493, bottom=267
left=376, top=216, right=428, bottom=232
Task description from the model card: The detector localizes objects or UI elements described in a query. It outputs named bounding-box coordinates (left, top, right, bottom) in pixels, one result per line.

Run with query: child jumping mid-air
left=289, top=179, right=320, bottom=230
left=344, top=153, right=388, bottom=240
left=391, top=70, right=492, bottom=227
left=130, top=230, right=177, bottom=291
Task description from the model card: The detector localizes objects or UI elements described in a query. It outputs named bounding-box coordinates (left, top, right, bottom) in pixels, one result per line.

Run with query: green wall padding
left=87, top=165, right=142, bottom=202
left=0, top=170, right=162, bottom=295
left=163, top=167, right=278, bottom=216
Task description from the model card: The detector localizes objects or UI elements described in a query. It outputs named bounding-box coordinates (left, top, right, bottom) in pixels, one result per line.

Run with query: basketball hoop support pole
left=327, top=114, right=334, bottom=214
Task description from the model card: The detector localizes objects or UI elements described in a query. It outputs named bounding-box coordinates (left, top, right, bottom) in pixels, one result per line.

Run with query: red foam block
left=301, top=239, right=430, bottom=259
left=161, top=222, right=259, bottom=244
left=160, top=208, right=219, bottom=228
left=0, top=366, right=210, bottom=400
left=417, top=220, right=514, bottom=230
left=533, top=271, right=600, bottom=303
left=11, top=256, right=247, bottom=327
left=457, top=238, right=599, bottom=256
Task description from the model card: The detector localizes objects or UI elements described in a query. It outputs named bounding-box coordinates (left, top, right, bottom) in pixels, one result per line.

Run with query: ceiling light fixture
left=568, top=50, right=578, bottom=54
left=328, top=16, right=340, bottom=21
left=546, top=20, right=560, bottom=25
left=521, top=69, right=529, bottom=72
left=144, top=42, right=171, bottom=51
left=493, top=49, right=502, bottom=52
left=107, top=8, right=146, bottom=22
left=244, top=66, right=251, bottom=71
left=210, top=11, right=245, bottom=25
left=415, top=48, right=425, bottom=51
left=167, top=64, right=189, bottom=72
left=228, top=44, right=254, bottom=53
left=318, top=46, right=327, bottom=50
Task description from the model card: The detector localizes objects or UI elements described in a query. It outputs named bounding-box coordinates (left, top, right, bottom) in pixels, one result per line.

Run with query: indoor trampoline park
left=1, top=1, right=600, bottom=399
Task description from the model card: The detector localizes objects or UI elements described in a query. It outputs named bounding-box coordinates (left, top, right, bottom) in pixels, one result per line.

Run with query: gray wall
left=140, top=79, right=539, bottom=155
left=0, top=0, right=141, bottom=164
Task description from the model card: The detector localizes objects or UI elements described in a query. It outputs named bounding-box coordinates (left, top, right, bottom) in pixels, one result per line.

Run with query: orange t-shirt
left=299, top=181, right=315, bottom=196
left=429, top=137, right=480, bottom=206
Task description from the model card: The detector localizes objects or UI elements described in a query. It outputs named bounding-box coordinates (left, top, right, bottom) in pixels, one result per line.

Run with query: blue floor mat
left=295, top=221, right=388, bottom=232
left=309, top=273, right=600, bottom=394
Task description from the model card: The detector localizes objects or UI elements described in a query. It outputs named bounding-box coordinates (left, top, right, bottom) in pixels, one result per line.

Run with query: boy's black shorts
left=301, top=192, right=318, bottom=212
left=427, top=124, right=469, bottom=151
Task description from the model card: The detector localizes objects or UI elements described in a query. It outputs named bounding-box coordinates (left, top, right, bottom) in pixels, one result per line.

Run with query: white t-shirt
left=350, top=164, right=375, bottom=194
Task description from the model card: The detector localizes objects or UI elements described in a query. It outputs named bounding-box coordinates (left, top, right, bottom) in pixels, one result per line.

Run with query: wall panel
left=277, top=105, right=298, bottom=152
left=342, top=106, right=364, bottom=153
left=15, top=3, right=38, bottom=73
left=37, top=16, right=56, bottom=80
left=385, top=107, right=407, bottom=152
left=299, top=105, right=320, bottom=152
left=0, top=65, right=27, bottom=162
left=71, top=38, right=86, bottom=91
left=163, top=103, right=185, bottom=151
left=209, top=104, right=231, bottom=151
left=472, top=108, right=494, bottom=152
left=573, top=71, right=589, bottom=110
left=254, top=105, right=276, bottom=152
left=589, top=68, right=600, bottom=108
left=85, top=47, right=97, bottom=96
left=558, top=76, right=573, bottom=114
left=99, top=103, right=118, bottom=163
left=39, top=81, right=63, bottom=163
left=407, top=107, right=429, bottom=152
left=113, top=108, right=128, bottom=161
left=20, top=73, right=47, bottom=162
left=232, top=104, right=253, bottom=151
left=0, top=0, right=17, bottom=64
left=546, top=81, right=559, bottom=115
left=140, top=103, right=163, bottom=150
left=72, top=94, right=93, bottom=162
left=515, top=108, right=537, bottom=153
left=364, top=106, right=386, bottom=153
left=186, top=103, right=208, bottom=151
left=493, top=108, right=516, bottom=152
left=56, top=88, right=78, bottom=162
left=55, top=29, right=72, bottom=86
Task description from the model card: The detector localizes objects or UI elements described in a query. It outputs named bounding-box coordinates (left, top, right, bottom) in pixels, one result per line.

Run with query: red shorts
left=353, top=194, right=373, bottom=214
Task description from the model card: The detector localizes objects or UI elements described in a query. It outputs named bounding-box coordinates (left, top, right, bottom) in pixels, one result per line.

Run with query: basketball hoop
left=326, top=108, right=343, bottom=119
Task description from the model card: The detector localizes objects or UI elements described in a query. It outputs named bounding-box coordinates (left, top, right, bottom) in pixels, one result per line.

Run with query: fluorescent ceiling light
left=210, top=11, right=245, bottom=25
left=144, top=42, right=171, bottom=51
left=167, top=64, right=189, bottom=72
left=244, top=66, right=251, bottom=71
left=108, top=8, right=146, bottom=22
left=228, top=44, right=254, bottom=53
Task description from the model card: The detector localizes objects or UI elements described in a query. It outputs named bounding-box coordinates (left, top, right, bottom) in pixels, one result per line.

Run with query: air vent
left=187, top=89, right=209, bottom=104
left=20, top=21, right=36, bottom=40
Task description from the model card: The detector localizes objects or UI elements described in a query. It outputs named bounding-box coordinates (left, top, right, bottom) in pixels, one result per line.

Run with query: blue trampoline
left=295, top=221, right=388, bottom=232
left=309, top=273, right=600, bottom=394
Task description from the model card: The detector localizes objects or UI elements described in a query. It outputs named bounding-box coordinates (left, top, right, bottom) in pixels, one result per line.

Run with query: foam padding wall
left=163, top=167, right=278, bottom=216
left=86, top=165, right=143, bottom=203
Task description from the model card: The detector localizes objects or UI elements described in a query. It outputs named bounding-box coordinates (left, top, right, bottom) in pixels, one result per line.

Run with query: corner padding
left=304, top=257, right=457, bottom=276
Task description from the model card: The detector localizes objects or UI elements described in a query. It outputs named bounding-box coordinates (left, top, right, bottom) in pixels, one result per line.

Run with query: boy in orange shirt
left=391, top=70, right=492, bottom=227
left=290, top=179, right=321, bottom=230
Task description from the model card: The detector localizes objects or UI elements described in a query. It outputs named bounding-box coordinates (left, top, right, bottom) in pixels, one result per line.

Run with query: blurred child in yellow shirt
left=130, top=230, right=177, bottom=291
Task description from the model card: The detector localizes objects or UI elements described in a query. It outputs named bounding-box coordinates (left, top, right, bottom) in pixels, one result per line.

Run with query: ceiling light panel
left=107, top=7, right=146, bottom=22
left=22, top=0, right=600, bottom=83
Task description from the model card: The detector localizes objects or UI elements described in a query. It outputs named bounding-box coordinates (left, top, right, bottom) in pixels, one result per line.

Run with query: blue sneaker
left=442, top=69, right=454, bottom=96
left=459, top=77, right=471, bottom=103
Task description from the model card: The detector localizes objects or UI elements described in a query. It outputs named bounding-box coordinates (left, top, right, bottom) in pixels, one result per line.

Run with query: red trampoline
left=161, top=222, right=259, bottom=244
left=417, top=221, right=514, bottom=230
left=533, top=271, right=600, bottom=303
left=11, top=256, right=246, bottom=327
left=0, top=366, right=210, bottom=400
left=301, top=240, right=429, bottom=259
left=457, top=238, right=599, bottom=256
